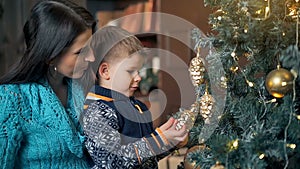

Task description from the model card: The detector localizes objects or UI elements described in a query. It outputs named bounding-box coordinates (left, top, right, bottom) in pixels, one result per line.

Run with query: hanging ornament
left=200, top=86, right=215, bottom=122
left=183, top=145, right=205, bottom=169
left=175, top=103, right=199, bottom=131
left=265, top=65, right=294, bottom=98
left=286, top=0, right=300, bottom=20
left=247, top=0, right=270, bottom=20
left=189, top=47, right=206, bottom=87
left=210, top=161, right=225, bottom=169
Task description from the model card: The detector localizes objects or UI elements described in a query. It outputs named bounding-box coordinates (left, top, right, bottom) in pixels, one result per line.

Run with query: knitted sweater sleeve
left=0, top=85, right=23, bottom=169
left=83, top=101, right=172, bottom=169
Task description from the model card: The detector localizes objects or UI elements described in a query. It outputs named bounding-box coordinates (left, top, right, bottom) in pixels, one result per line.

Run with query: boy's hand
left=159, top=117, right=189, bottom=146
left=176, top=134, right=189, bottom=148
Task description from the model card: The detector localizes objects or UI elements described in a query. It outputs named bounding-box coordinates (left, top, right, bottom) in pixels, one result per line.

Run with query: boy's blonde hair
left=90, top=26, right=144, bottom=82
left=90, top=26, right=143, bottom=67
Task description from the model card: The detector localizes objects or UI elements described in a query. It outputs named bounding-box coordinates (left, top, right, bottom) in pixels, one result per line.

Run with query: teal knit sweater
left=0, top=80, right=90, bottom=169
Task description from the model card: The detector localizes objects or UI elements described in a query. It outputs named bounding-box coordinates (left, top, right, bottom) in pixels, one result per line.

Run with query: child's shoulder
left=133, top=98, right=148, bottom=110
left=84, top=99, right=115, bottom=112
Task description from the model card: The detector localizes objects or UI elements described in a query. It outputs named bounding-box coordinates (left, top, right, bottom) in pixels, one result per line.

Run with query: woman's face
left=56, top=29, right=94, bottom=79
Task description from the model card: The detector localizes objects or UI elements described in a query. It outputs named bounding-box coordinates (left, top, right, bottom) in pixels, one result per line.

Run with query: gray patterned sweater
left=83, top=85, right=173, bottom=169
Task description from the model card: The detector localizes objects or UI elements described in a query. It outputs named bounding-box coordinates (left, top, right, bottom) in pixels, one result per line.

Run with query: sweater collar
left=88, top=85, right=134, bottom=101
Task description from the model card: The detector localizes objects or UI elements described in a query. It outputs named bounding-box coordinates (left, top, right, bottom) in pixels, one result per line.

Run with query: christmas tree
left=176, top=0, right=300, bottom=168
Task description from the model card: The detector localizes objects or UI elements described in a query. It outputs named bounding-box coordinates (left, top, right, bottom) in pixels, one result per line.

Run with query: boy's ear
left=98, top=62, right=110, bottom=80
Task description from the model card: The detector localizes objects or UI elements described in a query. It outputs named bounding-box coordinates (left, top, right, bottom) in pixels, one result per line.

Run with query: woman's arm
left=0, top=85, right=23, bottom=169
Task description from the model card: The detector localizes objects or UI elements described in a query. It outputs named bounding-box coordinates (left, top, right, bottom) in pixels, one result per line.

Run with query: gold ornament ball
left=265, top=68, right=294, bottom=98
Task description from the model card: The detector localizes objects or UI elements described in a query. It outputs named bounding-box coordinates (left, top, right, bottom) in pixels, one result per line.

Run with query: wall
left=155, top=0, right=212, bottom=126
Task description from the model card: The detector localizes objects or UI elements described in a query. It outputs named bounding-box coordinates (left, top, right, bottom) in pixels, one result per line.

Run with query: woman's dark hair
left=0, top=0, right=96, bottom=84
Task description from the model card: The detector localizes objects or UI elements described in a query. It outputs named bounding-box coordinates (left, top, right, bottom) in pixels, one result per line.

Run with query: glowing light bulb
left=259, top=153, right=265, bottom=159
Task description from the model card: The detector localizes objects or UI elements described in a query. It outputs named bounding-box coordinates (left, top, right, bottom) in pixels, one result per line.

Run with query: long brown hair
left=0, top=0, right=96, bottom=85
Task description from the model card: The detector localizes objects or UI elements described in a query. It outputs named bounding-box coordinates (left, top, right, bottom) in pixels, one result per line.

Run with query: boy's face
left=106, top=53, right=144, bottom=97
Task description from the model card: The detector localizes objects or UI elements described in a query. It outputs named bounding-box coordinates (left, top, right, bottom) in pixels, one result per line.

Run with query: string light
left=230, top=66, right=239, bottom=72
left=231, top=52, right=236, bottom=57
left=227, top=139, right=239, bottom=151
left=233, top=140, right=239, bottom=148
left=282, top=9, right=299, bottom=169
left=259, top=153, right=265, bottom=159
left=286, top=143, right=296, bottom=149
left=230, top=44, right=255, bottom=87
left=264, top=98, right=277, bottom=103
left=246, top=80, right=254, bottom=87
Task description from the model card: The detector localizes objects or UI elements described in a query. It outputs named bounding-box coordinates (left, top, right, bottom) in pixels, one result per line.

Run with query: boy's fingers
left=171, top=124, right=187, bottom=137
left=177, top=125, right=187, bottom=136
left=170, top=119, right=179, bottom=130
left=159, top=117, right=175, bottom=131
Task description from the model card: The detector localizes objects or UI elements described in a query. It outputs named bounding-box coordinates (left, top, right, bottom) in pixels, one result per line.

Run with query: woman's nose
left=85, top=53, right=95, bottom=62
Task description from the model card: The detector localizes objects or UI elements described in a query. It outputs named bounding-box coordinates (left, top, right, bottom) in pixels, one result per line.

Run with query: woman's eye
left=74, top=49, right=82, bottom=55
left=74, top=47, right=89, bottom=56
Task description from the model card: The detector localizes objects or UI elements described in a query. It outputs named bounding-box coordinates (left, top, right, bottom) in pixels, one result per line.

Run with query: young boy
left=83, top=26, right=188, bottom=169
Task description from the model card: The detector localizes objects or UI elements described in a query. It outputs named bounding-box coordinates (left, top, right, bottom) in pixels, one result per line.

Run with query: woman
left=0, top=0, right=96, bottom=168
